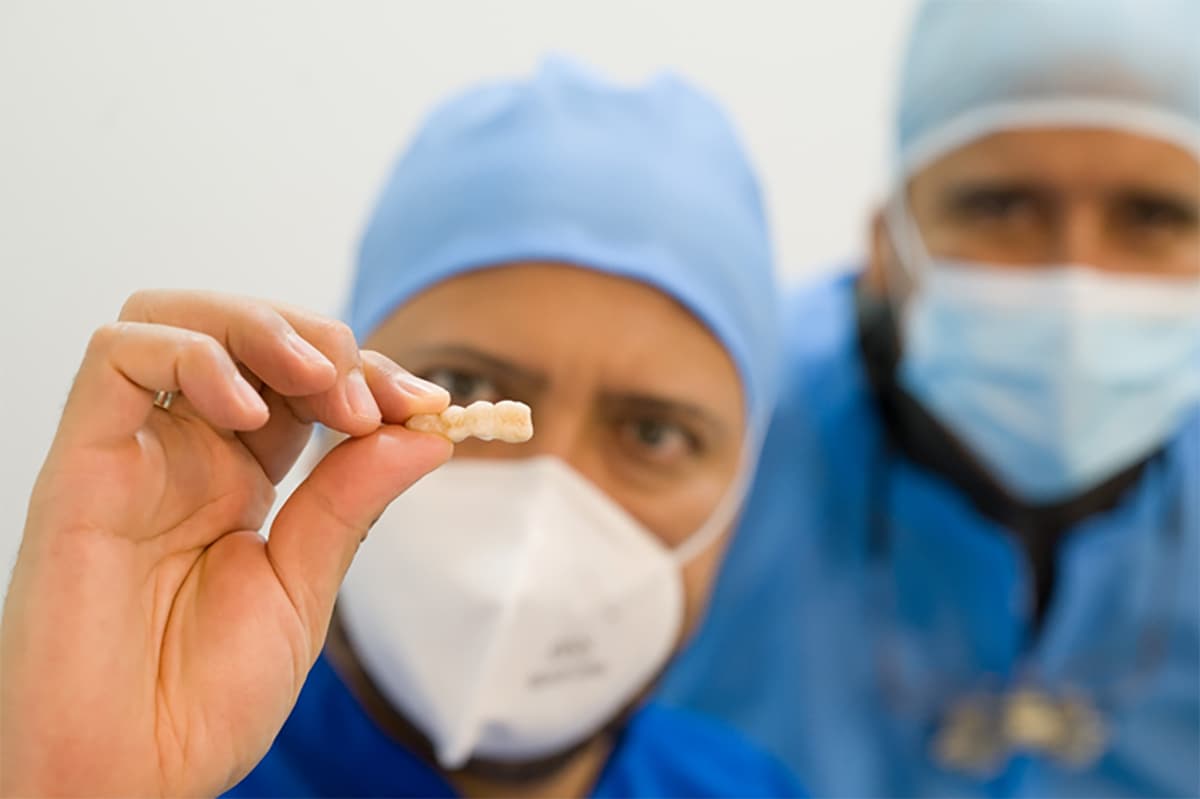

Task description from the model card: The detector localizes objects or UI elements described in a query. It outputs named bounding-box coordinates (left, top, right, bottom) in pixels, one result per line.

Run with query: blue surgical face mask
left=885, top=211, right=1200, bottom=503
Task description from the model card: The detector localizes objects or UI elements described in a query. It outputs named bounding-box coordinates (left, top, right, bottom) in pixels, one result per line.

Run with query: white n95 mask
left=338, top=455, right=734, bottom=769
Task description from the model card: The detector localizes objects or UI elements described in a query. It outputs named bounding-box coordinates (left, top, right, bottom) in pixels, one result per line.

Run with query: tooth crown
left=404, top=400, right=533, bottom=443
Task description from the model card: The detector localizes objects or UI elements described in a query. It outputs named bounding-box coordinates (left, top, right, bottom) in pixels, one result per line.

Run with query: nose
left=1054, top=201, right=1110, bottom=269
left=503, top=403, right=611, bottom=488
left=514, top=403, right=583, bottom=460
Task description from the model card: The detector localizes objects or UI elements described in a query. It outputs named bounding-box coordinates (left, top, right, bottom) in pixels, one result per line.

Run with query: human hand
left=0, top=291, right=451, bottom=797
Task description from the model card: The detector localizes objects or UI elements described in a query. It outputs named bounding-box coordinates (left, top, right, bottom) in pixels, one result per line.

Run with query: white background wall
left=0, top=0, right=913, bottom=588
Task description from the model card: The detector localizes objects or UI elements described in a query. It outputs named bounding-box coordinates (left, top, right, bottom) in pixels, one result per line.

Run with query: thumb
left=267, top=426, right=452, bottom=645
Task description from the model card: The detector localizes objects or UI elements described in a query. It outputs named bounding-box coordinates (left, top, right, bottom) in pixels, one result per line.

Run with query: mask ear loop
left=880, top=186, right=940, bottom=349
left=883, top=193, right=930, bottom=282
left=672, top=420, right=767, bottom=566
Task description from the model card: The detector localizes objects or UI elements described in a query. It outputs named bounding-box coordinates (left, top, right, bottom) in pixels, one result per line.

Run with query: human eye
left=950, top=185, right=1043, bottom=225
left=420, top=367, right=502, bottom=406
left=1115, top=193, right=1199, bottom=234
left=615, top=416, right=705, bottom=470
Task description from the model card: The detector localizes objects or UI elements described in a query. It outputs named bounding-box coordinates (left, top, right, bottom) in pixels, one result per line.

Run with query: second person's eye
left=420, top=367, right=502, bottom=405
left=1116, top=195, right=1198, bottom=233
left=954, top=187, right=1042, bottom=225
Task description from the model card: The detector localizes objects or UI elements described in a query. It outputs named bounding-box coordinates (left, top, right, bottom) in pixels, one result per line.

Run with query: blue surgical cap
left=896, top=0, right=1200, bottom=177
left=349, top=58, right=778, bottom=429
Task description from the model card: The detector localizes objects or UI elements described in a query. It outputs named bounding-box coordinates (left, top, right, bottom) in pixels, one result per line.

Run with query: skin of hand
left=0, top=290, right=451, bottom=798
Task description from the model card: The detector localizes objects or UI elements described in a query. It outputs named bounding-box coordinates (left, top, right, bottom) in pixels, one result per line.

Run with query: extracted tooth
left=463, top=400, right=495, bottom=440
left=404, top=400, right=533, bottom=444
left=404, top=414, right=444, bottom=436
left=439, top=405, right=468, bottom=443
left=494, top=400, right=534, bottom=442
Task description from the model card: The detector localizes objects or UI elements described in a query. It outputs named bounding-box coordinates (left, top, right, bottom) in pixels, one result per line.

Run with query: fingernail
left=234, top=374, right=268, bottom=414
left=286, top=332, right=333, bottom=370
left=394, top=369, right=450, bottom=402
left=346, top=368, right=380, bottom=421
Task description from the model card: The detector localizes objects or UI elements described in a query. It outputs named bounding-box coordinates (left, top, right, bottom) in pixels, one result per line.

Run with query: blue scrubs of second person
left=664, top=2, right=1200, bottom=794
left=661, top=272, right=1199, bottom=797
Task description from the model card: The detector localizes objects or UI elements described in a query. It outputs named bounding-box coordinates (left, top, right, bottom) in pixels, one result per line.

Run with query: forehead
left=364, top=262, right=745, bottom=417
left=912, top=128, right=1200, bottom=193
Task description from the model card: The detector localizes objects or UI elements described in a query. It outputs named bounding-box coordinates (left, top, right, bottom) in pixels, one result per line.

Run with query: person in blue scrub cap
left=663, top=1, right=1200, bottom=797
left=0, top=58, right=803, bottom=798
left=226, top=58, right=798, bottom=799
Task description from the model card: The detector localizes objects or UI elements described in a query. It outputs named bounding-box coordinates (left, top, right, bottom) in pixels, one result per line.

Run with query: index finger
left=234, top=352, right=449, bottom=484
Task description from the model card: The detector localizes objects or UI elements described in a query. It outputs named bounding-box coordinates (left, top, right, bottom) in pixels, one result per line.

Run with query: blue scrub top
left=661, top=271, right=1200, bottom=798
left=225, top=653, right=804, bottom=798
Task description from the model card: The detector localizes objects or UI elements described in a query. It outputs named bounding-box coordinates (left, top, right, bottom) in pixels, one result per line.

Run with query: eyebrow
left=944, top=180, right=1200, bottom=213
left=404, top=344, right=549, bottom=391
left=943, top=180, right=1049, bottom=203
left=598, top=391, right=732, bottom=442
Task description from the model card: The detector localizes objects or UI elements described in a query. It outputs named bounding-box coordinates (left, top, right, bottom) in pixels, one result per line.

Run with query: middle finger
left=120, top=290, right=383, bottom=435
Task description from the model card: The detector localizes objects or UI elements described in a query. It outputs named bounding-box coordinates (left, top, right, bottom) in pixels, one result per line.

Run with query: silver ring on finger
left=152, top=390, right=177, bottom=411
